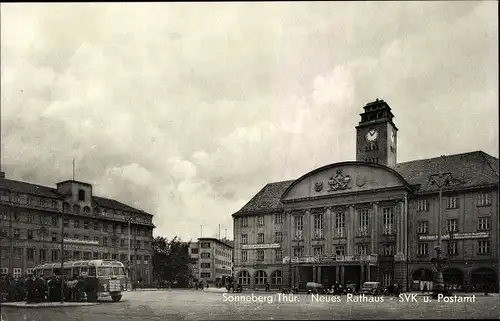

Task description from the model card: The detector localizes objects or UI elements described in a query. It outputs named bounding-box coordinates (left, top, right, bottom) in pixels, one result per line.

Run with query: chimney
left=0, top=171, right=5, bottom=179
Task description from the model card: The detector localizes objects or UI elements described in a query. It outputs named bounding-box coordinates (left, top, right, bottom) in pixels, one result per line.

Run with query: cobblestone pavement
left=2, top=290, right=499, bottom=321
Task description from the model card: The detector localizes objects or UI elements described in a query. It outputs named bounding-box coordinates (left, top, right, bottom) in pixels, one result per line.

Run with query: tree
left=152, top=236, right=192, bottom=287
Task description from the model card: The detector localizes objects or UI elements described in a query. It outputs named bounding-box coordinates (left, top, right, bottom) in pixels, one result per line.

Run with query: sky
left=1, top=2, right=498, bottom=241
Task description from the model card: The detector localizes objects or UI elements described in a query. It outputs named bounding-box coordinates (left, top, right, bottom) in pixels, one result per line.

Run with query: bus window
left=64, top=268, right=72, bottom=279
left=113, top=267, right=125, bottom=276
left=53, top=268, right=62, bottom=276
left=72, top=267, right=80, bottom=279
left=97, top=267, right=113, bottom=277
left=80, top=267, right=88, bottom=277
left=88, top=267, right=96, bottom=277
left=42, top=269, right=52, bottom=277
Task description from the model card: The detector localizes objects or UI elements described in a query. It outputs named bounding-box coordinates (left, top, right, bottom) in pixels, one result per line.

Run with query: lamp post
left=428, top=172, right=460, bottom=298
left=60, top=206, right=65, bottom=303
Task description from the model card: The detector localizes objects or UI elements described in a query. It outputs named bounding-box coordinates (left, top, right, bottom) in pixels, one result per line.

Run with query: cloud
left=1, top=2, right=497, bottom=240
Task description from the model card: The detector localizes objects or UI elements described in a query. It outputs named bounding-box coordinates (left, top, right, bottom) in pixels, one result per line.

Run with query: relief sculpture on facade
left=314, top=181, right=323, bottom=192
left=328, top=170, right=351, bottom=191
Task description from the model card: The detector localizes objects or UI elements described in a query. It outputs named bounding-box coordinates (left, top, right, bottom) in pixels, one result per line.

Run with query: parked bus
left=33, top=259, right=128, bottom=302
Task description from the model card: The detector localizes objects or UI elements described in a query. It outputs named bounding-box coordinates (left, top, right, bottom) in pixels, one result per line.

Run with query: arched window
left=63, top=203, right=70, bottom=213
left=238, top=270, right=251, bottom=285
left=254, top=270, right=268, bottom=285
left=73, top=205, right=80, bottom=214
left=271, top=270, right=282, bottom=285
left=83, top=206, right=91, bottom=214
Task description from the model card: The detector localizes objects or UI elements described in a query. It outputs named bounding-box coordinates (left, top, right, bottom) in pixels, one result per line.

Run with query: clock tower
left=355, top=99, right=398, bottom=168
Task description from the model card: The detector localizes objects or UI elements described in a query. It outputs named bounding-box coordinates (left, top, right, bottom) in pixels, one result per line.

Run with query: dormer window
left=78, top=189, right=86, bottom=201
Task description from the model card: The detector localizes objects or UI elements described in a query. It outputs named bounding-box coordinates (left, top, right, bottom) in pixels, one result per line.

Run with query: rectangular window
left=241, top=250, right=248, bottom=261
left=63, top=218, right=69, bottom=227
left=359, top=209, right=369, bottom=236
left=52, top=216, right=58, bottom=227
left=74, top=220, right=80, bottom=228
left=64, top=250, right=70, bottom=260
left=241, top=217, right=248, bottom=227
left=477, top=193, right=492, bottom=206
left=382, top=244, right=394, bottom=256
left=84, top=221, right=90, bottom=229
left=357, top=244, right=369, bottom=255
left=201, top=242, right=211, bottom=248
left=200, top=272, right=211, bottom=278
left=293, top=215, right=303, bottom=240
left=382, top=272, right=392, bottom=287
left=447, top=219, right=458, bottom=232
left=13, top=268, right=22, bottom=279
left=51, top=232, right=57, bottom=242
left=92, top=252, right=98, bottom=260
left=314, top=213, right=323, bottom=239
left=257, top=216, right=264, bottom=227
left=26, top=229, right=33, bottom=240
left=335, top=245, right=345, bottom=256
left=14, top=229, right=20, bottom=239
left=447, top=241, right=458, bottom=256
left=417, top=199, right=429, bottom=212
left=275, top=249, right=282, bottom=260
left=39, top=249, right=47, bottom=262
left=51, top=249, right=59, bottom=261
left=27, top=249, right=34, bottom=261
left=241, top=234, right=248, bottom=245
left=74, top=251, right=81, bottom=260
left=257, top=233, right=264, bottom=244
left=313, top=246, right=324, bottom=257
left=417, top=221, right=429, bottom=234
left=382, top=207, right=394, bottom=235
left=94, top=222, right=99, bottom=230
left=446, top=196, right=459, bottom=209
left=27, top=214, right=33, bottom=223
left=293, top=247, right=304, bottom=257
left=417, top=243, right=428, bottom=256
left=478, top=217, right=490, bottom=231
left=103, top=238, right=108, bottom=246
left=274, top=232, right=283, bottom=243
left=257, top=250, right=264, bottom=261
left=201, top=253, right=210, bottom=259
left=334, top=212, right=345, bottom=238
left=477, top=240, right=490, bottom=254
left=275, top=213, right=283, bottom=225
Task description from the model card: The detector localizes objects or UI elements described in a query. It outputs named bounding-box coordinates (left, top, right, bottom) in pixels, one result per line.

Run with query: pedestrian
left=265, top=282, right=270, bottom=292
left=423, top=282, right=428, bottom=294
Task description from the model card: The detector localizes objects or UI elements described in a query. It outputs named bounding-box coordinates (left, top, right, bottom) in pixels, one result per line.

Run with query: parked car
left=361, top=282, right=383, bottom=296
left=346, top=283, right=358, bottom=294
left=306, top=282, right=324, bottom=294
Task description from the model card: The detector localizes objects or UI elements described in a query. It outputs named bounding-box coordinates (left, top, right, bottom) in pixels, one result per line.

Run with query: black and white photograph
left=0, top=1, right=498, bottom=320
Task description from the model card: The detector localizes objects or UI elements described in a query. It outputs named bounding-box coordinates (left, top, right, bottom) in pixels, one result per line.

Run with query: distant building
left=232, top=99, right=499, bottom=292
left=0, top=174, right=155, bottom=284
left=188, top=238, right=233, bottom=286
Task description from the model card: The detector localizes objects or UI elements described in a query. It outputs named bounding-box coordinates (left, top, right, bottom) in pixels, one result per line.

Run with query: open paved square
left=1, top=290, right=499, bottom=321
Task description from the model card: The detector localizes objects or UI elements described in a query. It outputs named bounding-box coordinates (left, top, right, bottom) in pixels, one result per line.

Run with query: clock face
left=366, top=129, right=378, bottom=142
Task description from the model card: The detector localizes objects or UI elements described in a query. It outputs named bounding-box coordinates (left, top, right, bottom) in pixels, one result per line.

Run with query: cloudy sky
left=1, top=2, right=498, bottom=241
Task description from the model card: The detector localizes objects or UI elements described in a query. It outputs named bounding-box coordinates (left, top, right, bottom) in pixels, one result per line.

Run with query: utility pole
left=428, top=171, right=461, bottom=298
left=8, top=199, right=13, bottom=277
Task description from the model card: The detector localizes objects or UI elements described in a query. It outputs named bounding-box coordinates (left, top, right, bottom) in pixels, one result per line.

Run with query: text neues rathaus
left=232, top=99, right=499, bottom=293
left=0, top=177, right=154, bottom=284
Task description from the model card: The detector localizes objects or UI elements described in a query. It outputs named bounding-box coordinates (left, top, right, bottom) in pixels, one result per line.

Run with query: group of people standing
left=0, top=274, right=96, bottom=303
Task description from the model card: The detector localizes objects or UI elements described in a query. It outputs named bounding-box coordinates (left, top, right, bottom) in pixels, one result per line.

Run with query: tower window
left=78, top=189, right=86, bottom=201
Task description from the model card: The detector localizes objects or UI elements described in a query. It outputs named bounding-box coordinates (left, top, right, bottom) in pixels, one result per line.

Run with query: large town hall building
left=232, top=99, right=499, bottom=292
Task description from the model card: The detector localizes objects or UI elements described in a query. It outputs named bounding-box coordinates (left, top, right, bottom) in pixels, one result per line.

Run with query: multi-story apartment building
left=0, top=174, right=155, bottom=284
left=189, top=238, right=233, bottom=286
left=232, top=99, right=499, bottom=292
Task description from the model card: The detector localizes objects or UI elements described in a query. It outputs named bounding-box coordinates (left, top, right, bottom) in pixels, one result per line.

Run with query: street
left=1, top=290, right=499, bottom=321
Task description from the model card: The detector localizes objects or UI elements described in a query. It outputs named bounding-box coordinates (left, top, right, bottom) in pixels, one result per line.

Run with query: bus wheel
left=111, top=294, right=122, bottom=302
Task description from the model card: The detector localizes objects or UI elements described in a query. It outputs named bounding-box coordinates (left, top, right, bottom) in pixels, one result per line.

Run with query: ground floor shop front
left=408, top=261, right=499, bottom=293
